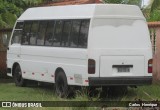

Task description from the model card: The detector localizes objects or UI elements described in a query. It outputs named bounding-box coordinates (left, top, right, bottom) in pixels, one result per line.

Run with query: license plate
left=117, top=67, right=130, bottom=73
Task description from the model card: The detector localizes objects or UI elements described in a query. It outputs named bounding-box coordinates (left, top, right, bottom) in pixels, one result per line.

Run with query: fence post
left=0, top=28, right=12, bottom=78
left=155, top=26, right=160, bottom=80
left=148, top=22, right=160, bottom=81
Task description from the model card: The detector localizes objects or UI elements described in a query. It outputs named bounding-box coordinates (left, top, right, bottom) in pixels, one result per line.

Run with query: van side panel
left=20, top=46, right=88, bottom=85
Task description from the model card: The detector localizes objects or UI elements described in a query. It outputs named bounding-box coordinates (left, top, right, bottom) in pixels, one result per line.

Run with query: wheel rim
left=15, top=66, right=22, bottom=83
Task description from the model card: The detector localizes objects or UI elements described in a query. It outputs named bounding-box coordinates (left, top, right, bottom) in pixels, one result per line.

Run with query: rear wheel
left=55, top=71, right=70, bottom=98
left=13, top=64, right=26, bottom=87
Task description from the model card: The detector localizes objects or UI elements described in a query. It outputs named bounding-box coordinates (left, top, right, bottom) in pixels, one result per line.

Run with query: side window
left=53, top=21, right=63, bottom=47
left=11, top=22, right=23, bottom=44
left=11, top=30, right=22, bottom=44
left=45, top=21, right=55, bottom=46
left=15, top=22, right=24, bottom=29
left=61, top=21, right=71, bottom=47
left=78, top=20, right=90, bottom=48
left=22, top=21, right=32, bottom=45
left=37, top=21, right=47, bottom=46
left=69, top=20, right=81, bottom=47
left=30, top=21, right=39, bottom=45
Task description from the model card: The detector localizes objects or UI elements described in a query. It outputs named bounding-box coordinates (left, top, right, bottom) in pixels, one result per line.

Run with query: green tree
left=1, top=12, right=17, bottom=28
left=150, top=0, right=160, bottom=12
left=144, top=0, right=160, bottom=21
left=103, top=0, right=142, bottom=7
left=23, top=0, right=45, bottom=7
left=0, top=0, right=22, bottom=28
left=148, top=10, right=160, bottom=21
left=0, top=0, right=45, bottom=29
left=5, top=0, right=27, bottom=9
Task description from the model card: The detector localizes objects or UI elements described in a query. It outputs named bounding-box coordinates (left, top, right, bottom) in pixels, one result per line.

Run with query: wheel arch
left=12, top=62, right=20, bottom=76
left=54, top=67, right=67, bottom=83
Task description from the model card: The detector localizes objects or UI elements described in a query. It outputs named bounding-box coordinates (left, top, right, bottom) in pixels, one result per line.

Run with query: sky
left=143, top=0, right=150, bottom=6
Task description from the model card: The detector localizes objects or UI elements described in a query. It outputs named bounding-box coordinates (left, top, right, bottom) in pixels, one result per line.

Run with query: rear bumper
left=89, top=76, right=152, bottom=86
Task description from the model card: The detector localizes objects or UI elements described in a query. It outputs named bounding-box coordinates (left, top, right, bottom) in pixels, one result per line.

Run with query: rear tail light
left=88, top=59, right=95, bottom=74
left=148, top=59, right=153, bottom=73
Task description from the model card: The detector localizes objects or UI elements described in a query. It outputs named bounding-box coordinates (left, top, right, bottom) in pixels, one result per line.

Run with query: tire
left=55, top=71, right=70, bottom=98
left=13, top=64, right=26, bottom=87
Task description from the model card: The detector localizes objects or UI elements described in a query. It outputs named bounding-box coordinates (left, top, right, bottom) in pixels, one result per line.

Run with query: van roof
left=18, top=4, right=145, bottom=21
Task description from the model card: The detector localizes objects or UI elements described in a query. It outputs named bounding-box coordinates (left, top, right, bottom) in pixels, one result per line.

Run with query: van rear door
left=100, top=55, right=145, bottom=77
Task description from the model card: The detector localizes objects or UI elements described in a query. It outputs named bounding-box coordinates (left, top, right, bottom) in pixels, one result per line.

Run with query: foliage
left=0, top=0, right=23, bottom=29
left=150, top=0, right=160, bottom=12
left=144, top=0, right=160, bottom=21
left=0, top=12, right=17, bottom=28
left=0, top=82, right=160, bottom=110
left=148, top=9, right=160, bottom=22
left=0, top=0, right=46, bottom=29
left=5, top=0, right=27, bottom=9
left=103, top=0, right=142, bottom=7
left=24, top=0, right=44, bottom=7
left=0, top=16, right=6, bottom=29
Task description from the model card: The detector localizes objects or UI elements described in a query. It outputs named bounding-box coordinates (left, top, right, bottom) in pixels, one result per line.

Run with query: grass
left=0, top=82, right=160, bottom=110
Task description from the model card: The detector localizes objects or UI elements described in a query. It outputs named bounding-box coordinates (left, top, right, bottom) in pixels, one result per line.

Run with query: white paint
left=18, top=4, right=145, bottom=21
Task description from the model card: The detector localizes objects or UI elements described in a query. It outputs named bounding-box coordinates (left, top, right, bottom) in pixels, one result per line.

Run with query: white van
left=7, top=4, right=152, bottom=97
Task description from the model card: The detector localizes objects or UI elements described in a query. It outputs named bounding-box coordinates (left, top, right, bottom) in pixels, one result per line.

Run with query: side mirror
left=2, top=34, right=8, bottom=47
